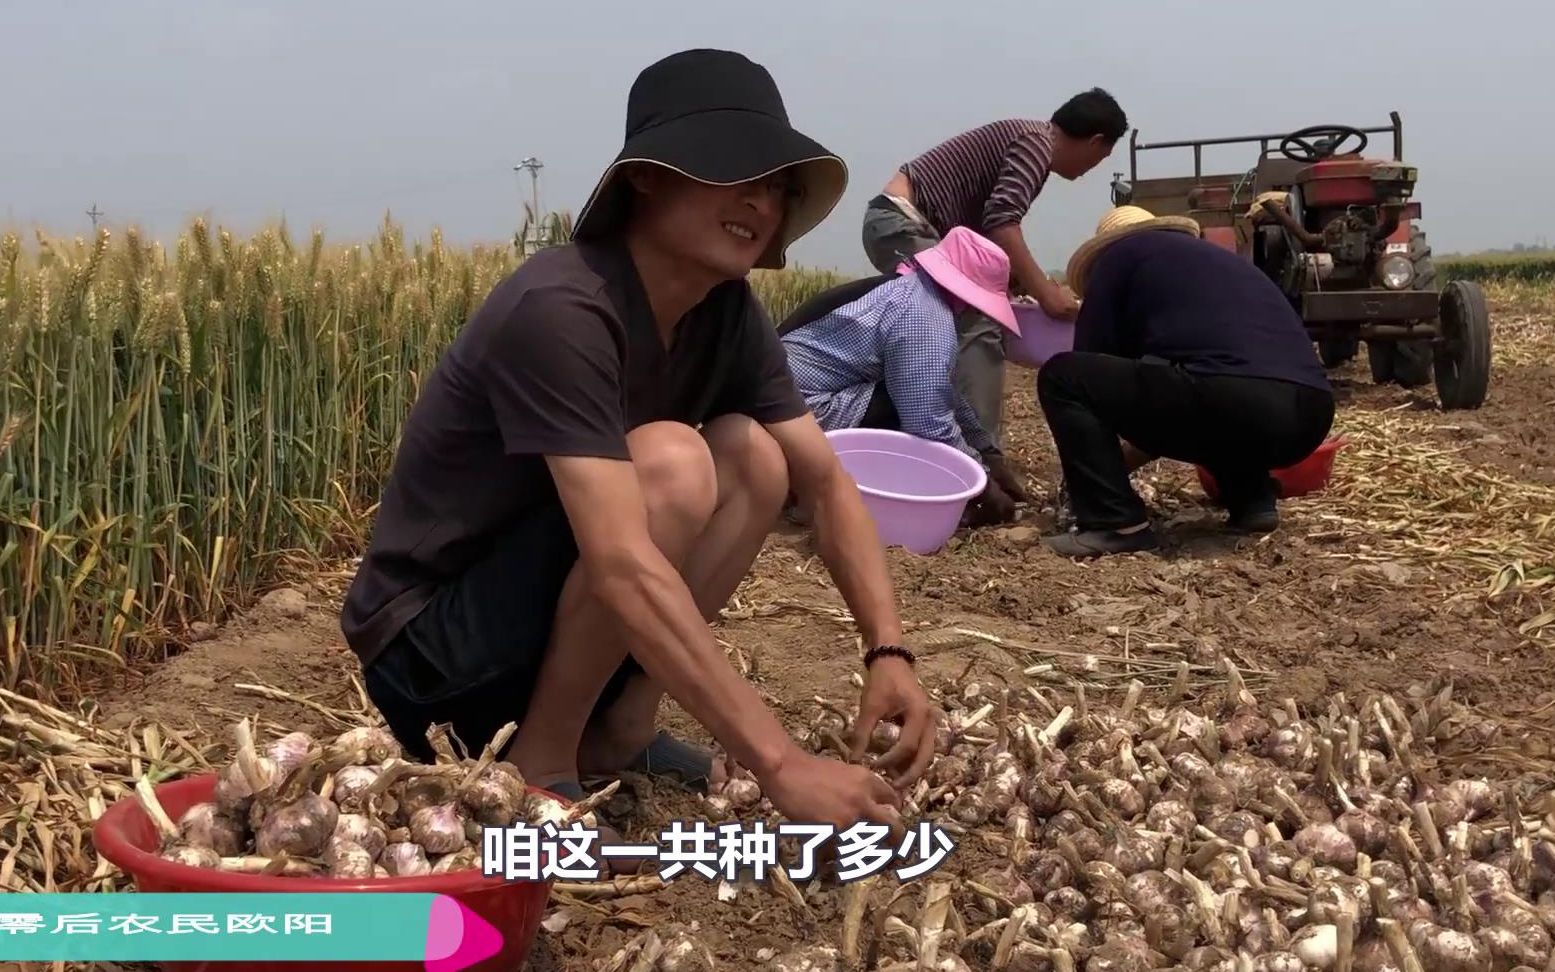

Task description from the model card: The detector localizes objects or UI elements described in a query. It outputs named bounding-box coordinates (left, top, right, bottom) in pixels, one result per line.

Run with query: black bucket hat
left=571, top=48, right=848, bottom=270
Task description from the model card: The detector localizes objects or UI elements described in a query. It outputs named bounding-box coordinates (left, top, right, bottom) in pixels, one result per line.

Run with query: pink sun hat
left=896, top=226, right=1021, bottom=335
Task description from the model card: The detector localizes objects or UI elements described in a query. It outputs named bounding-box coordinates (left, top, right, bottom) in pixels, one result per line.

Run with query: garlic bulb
left=255, top=792, right=338, bottom=858
left=213, top=755, right=277, bottom=817
left=431, top=846, right=482, bottom=874
left=379, top=841, right=430, bottom=877
left=724, top=778, right=763, bottom=811
left=930, top=756, right=971, bottom=788
left=326, top=727, right=401, bottom=766
left=459, top=766, right=528, bottom=826
left=409, top=803, right=466, bottom=855
left=265, top=732, right=314, bottom=777
left=1291, top=924, right=1337, bottom=970
left=1335, top=808, right=1389, bottom=857
left=324, top=838, right=376, bottom=878
left=332, top=813, right=387, bottom=859
left=330, top=766, right=381, bottom=810
left=1407, top=920, right=1492, bottom=972
left=1252, top=952, right=1304, bottom=972
left=1105, top=829, right=1166, bottom=876
left=1146, top=800, right=1196, bottom=837
left=948, top=787, right=991, bottom=826
left=1293, top=822, right=1358, bottom=871
left=177, top=802, right=245, bottom=856
left=1025, top=851, right=1073, bottom=890
left=1095, top=777, right=1145, bottom=818
left=1044, top=886, right=1091, bottom=922
left=393, top=774, right=456, bottom=826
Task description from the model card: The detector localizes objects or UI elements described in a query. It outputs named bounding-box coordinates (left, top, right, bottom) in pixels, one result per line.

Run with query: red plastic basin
left=1196, top=435, right=1348, bottom=501
left=92, top=772, right=558, bottom=972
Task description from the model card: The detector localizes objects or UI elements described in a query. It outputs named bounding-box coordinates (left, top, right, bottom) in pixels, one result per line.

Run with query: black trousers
left=362, top=500, right=642, bottom=763
left=1036, top=352, right=1335, bottom=531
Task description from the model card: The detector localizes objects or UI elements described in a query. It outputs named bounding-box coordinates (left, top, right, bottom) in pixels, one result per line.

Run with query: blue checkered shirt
left=780, top=272, right=993, bottom=462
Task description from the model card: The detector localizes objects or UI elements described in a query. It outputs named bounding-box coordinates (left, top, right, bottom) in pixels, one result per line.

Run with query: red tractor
left=1108, top=112, right=1491, bottom=409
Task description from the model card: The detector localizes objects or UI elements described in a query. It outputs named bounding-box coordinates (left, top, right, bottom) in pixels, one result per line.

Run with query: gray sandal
left=1045, top=526, right=1160, bottom=558
left=624, top=731, right=715, bottom=793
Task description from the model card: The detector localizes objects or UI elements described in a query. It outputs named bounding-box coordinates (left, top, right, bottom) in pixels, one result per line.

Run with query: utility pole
left=87, top=203, right=103, bottom=229
left=515, top=157, right=543, bottom=252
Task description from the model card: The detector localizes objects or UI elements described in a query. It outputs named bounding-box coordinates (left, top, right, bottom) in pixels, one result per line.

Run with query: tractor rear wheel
left=1433, top=279, right=1491, bottom=410
left=1319, top=336, right=1359, bottom=368
left=1366, top=224, right=1435, bottom=388
left=1370, top=338, right=1434, bottom=388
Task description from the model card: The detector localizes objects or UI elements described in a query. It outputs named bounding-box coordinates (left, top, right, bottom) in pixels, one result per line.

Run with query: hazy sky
left=7, top=1, right=1551, bottom=275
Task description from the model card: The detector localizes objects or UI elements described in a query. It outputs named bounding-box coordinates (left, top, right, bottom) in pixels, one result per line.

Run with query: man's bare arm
left=986, top=224, right=1054, bottom=300
left=545, top=453, right=794, bottom=778
left=763, top=413, right=904, bottom=648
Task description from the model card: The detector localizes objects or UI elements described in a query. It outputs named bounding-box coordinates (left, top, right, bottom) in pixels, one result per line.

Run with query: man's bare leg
left=578, top=413, right=790, bottom=778
left=501, top=420, right=719, bottom=789
left=502, top=415, right=789, bottom=789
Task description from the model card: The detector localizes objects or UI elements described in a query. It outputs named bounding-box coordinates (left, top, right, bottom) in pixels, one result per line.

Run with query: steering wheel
left=1278, top=125, right=1368, bottom=163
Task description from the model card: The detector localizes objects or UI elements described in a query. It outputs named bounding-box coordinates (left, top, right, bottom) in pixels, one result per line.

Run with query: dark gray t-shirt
left=341, top=239, right=808, bottom=666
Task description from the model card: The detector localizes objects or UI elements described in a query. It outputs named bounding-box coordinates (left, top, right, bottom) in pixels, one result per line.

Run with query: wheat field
left=0, top=218, right=846, bottom=697
left=4, top=215, right=1545, bottom=700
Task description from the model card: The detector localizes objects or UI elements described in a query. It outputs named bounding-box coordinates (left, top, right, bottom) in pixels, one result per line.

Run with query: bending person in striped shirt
left=780, top=227, right=1031, bottom=527
left=861, top=89, right=1129, bottom=451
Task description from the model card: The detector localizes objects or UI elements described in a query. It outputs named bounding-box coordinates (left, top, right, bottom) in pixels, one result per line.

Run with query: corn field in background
left=0, top=217, right=847, bottom=698
left=1439, top=253, right=1555, bottom=284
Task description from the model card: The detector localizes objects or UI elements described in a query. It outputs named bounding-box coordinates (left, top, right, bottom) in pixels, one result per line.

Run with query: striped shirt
left=901, top=119, right=1056, bottom=235
left=780, top=271, right=993, bottom=462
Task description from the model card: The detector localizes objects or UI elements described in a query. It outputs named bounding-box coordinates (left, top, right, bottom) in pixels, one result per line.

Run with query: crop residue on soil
left=51, top=292, right=1555, bottom=970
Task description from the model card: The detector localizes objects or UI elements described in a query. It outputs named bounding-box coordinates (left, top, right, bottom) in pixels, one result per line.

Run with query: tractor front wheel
left=1433, top=279, right=1492, bottom=410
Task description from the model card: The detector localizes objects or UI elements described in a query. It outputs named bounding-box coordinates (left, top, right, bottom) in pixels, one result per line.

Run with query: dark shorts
left=362, top=500, right=642, bottom=762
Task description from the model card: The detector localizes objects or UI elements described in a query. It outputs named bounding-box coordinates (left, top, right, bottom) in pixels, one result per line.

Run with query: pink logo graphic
left=424, top=896, right=504, bottom=972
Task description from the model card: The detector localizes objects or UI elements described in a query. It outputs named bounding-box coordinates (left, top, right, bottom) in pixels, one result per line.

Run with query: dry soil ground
left=41, top=290, right=1555, bottom=971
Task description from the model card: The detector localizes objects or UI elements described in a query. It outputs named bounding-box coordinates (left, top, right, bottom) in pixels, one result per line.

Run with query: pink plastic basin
left=826, top=428, right=987, bottom=554
left=92, top=772, right=557, bottom=972
left=1003, top=302, right=1076, bottom=367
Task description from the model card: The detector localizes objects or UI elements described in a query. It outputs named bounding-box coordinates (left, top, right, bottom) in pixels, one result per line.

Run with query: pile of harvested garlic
left=135, top=718, right=593, bottom=878
left=771, top=674, right=1554, bottom=972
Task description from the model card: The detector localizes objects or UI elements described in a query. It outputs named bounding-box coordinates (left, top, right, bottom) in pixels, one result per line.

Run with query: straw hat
left=1064, top=205, right=1202, bottom=296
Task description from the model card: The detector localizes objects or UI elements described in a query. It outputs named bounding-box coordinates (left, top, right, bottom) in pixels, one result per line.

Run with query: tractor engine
left=1253, top=158, right=1420, bottom=300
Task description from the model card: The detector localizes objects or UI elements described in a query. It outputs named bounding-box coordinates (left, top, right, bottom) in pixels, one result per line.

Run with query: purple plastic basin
left=825, top=428, right=987, bottom=554
left=1004, top=302, right=1075, bottom=367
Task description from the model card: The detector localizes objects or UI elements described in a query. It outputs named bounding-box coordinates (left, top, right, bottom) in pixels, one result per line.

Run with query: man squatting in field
left=1037, top=206, right=1336, bottom=557
left=860, top=89, right=1130, bottom=451
left=339, top=49, right=938, bottom=865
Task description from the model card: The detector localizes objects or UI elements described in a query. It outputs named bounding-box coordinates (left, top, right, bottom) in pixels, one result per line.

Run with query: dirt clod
left=259, top=587, right=308, bottom=618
